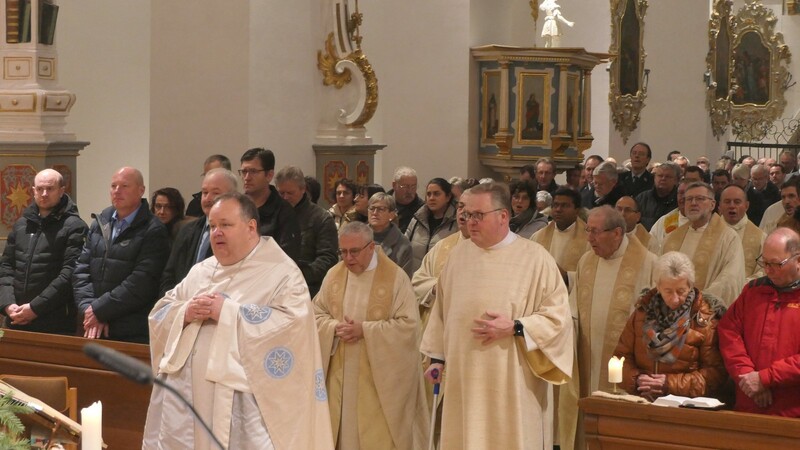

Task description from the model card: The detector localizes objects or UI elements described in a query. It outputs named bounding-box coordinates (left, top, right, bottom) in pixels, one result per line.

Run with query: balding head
left=762, top=228, right=800, bottom=287
left=110, top=167, right=146, bottom=217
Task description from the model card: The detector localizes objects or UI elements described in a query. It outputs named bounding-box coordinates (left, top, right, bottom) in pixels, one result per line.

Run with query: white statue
left=540, top=0, right=574, bottom=48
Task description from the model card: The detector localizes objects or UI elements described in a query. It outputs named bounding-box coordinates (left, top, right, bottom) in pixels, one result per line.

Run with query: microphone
left=82, top=343, right=224, bottom=450
left=83, top=343, right=153, bottom=385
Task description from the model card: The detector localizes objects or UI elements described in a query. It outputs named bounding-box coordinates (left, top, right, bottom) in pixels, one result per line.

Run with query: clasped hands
left=183, top=293, right=224, bottom=325
left=738, top=370, right=772, bottom=408
left=471, top=310, right=514, bottom=345
left=4, top=303, right=37, bottom=326
left=636, top=373, right=666, bottom=400
left=335, top=316, right=363, bottom=343
left=83, top=305, right=109, bottom=339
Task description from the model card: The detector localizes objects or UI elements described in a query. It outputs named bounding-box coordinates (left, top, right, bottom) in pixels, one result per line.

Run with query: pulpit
left=471, top=46, right=607, bottom=180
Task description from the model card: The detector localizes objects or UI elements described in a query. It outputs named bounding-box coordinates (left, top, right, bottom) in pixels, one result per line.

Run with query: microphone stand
left=152, top=378, right=224, bottom=450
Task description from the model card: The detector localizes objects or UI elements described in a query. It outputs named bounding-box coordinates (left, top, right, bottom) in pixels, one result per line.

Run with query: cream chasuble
left=759, top=200, right=785, bottom=234
left=531, top=218, right=590, bottom=272
left=421, top=236, right=573, bottom=450
left=412, top=231, right=467, bottom=331
left=630, top=223, right=659, bottom=254
left=662, top=214, right=745, bottom=305
left=728, top=216, right=766, bottom=281
left=314, top=250, right=428, bottom=450
left=559, top=236, right=655, bottom=450
left=144, top=238, right=334, bottom=450
left=649, top=208, right=688, bottom=253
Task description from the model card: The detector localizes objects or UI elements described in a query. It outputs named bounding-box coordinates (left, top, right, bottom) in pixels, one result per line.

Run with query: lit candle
left=81, top=401, right=102, bottom=450
left=608, top=356, right=624, bottom=384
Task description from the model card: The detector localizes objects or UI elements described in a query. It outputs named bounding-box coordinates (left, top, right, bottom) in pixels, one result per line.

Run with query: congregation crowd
left=1, top=143, right=799, bottom=449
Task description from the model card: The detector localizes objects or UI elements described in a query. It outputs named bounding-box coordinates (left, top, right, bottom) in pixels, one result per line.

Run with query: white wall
left=57, top=1, right=151, bottom=222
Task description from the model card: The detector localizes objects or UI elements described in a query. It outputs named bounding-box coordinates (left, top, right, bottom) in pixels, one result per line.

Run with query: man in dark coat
left=159, top=168, right=238, bottom=297
left=0, top=169, right=87, bottom=335
left=73, top=167, right=169, bottom=343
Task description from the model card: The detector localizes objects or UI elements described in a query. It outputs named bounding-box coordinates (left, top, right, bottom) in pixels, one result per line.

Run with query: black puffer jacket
left=0, top=195, right=87, bottom=334
left=73, top=199, right=169, bottom=343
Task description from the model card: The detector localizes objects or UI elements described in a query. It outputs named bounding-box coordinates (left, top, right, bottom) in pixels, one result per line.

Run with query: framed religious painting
left=566, top=73, right=580, bottom=137
left=516, top=71, right=551, bottom=146
left=706, top=0, right=791, bottom=141
left=609, top=0, right=648, bottom=144
left=481, top=70, right=501, bottom=145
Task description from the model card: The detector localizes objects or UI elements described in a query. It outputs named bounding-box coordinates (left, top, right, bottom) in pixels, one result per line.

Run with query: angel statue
left=540, top=0, right=574, bottom=48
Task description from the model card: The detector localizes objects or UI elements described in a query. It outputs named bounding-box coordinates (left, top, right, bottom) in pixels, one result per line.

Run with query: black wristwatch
left=513, top=320, right=524, bottom=337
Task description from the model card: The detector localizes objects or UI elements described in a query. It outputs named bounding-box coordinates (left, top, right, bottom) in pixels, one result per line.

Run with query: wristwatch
left=513, top=320, right=524, bottom=337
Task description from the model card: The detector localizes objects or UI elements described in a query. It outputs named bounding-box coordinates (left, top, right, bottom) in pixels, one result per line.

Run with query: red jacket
left=718, top=277, right=800, bottom=417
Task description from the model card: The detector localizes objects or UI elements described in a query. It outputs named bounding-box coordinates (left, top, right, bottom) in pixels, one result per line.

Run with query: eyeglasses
left=460, top=208, right=503, bottom=222
left=338, top=241, right=372, bottom=257
left=755, top=253, right=800, bottom=270
left=368, top=206, right=390, bottom=213
left=238, top=169, right=266, bottom=177
left=684, top=196, right=713, bottom=204
left=397, top=184, right=417, bottom=190
left=585, top=227, right=614, bottom=236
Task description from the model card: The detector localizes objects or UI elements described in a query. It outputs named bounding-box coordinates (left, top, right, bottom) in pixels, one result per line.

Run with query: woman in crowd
left=509, top=180, right=548, bottom=238
left=614, top=251, right=728, bottom=400
left=150, top=187, right=190, bottom=242
left=328, top=178, right=357, bottom=229
left=368, top=192, right=413, bottom=277
left=345, top=184, right=385, bottom=225
left=405, top=178, right=458, bottom=273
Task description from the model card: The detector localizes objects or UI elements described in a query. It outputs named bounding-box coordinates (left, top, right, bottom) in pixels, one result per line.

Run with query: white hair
left=654, top=251, right=696, bottom=287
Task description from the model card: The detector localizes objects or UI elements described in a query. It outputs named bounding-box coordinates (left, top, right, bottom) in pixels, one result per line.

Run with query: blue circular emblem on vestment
left=152, top=304, right=171, bottom=322
left=240, top=304, right=272, bottom=324
left=264, top=347, right=294, bottom=379
left=315, top=369, right=327, bottom=401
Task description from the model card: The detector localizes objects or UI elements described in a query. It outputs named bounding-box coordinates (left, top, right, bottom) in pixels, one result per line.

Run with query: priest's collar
left=556, top=221, right=576, bottom=233
left=689, top=220, right=710, bottom=232
left=365, top=250, right=379, bottom=271
left=728, top=215, right=748, bottom=232
left=488, top=229, right=517, bottom=250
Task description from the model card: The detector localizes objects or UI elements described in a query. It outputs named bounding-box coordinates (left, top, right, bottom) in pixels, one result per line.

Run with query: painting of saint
left=482, top=71, right=501, bottom=143
left=714, top=19, right=731, bottom=100
left=618, top=0, right=641, bottom=96
left=518, top=72, right=549, bottom=143
left=732, top=31, right=770, bottom=105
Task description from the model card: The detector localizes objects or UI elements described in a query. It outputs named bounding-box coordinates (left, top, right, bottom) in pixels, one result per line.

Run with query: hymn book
left=652, top=394, right=724, bottom=409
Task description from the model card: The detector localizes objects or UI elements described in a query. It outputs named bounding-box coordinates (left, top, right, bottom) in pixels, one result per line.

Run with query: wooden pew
left=0, top=329, right=151, bottom=450
left=580, top=396, right=800, bottom=449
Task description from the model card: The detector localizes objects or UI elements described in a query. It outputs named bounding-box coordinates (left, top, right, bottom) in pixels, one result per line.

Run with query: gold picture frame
left=609, top=0, right=648, bottom=144
left=516, top=72, right=551, bottom=146
left=481, top=70, right=501, bottom=145
left=706, top=0, right=791, bottom=141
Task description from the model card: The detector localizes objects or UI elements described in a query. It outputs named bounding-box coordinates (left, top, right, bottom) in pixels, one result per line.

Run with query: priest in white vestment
left=421, top=182, right=573, bottom=450
left=661, top=182, right=745, bottom=306
left=144, top=193, right=334, bottom=450
left=560, top=206, right=657, bottom=449
left=531, top=187, right=590, bottom=286
left=616, top=196, right=660, bottom=253
left=720, top=185, right=765, bottom=281
left=314, top=221, right=428, bottom=450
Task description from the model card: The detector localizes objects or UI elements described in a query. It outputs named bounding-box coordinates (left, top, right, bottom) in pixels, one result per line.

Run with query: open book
left=652, top=394, right=724, bottom=409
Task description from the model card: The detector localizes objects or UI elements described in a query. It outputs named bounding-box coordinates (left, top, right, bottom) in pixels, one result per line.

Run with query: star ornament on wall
left=6, top=183, right=31, bottom=212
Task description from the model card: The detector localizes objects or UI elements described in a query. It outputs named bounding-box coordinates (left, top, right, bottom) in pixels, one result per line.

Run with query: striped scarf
left=642, top=288, right=695, bottom=364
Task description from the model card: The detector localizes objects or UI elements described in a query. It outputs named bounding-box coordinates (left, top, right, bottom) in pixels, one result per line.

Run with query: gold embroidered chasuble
left=420, top=236, right=573, bottom=450
left=631, top=223, right=660, bottom=254
left=314, top=249, right=428, bottom=450
left=662, top=214, right=745, bottom=305
left=559, top=236, right=656, bottom=450
left=145, top=238, right=333, bottom=450
left=412, top=231, right=466, bottom=330
left=531, top=217, right=590, bottom=272
left=727, top=216, right=765, bottom=281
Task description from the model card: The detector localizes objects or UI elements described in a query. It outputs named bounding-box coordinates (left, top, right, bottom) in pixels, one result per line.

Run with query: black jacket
left=395, top=194, right=425, bottom=234
left=0, top=195, right=87, bottom=334
left=294, top=194, right=339, bottom=297
left=619, top=170, right=654, bottom=198
left=257, top=185, right=301, bottom=261
left=185, top=191, right=203, bottom=218
left=159, top=217, right=211, bottom=297
left=635, top=187, right=678, bottom=231
left=72, top=199, right=170, bottom=343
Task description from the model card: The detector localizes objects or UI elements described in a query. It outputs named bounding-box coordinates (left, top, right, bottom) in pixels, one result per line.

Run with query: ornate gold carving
left=608, top=0, right=648, bottom=144
left=705, top=0, right=791, bottom=141
left=346, top=48, right=378, bottom=128
left=317, top=33, right=352, bottom=89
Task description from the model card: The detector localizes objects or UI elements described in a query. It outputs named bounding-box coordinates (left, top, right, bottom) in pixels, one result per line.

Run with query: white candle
left=81, top=401, right=102, bottom=450
left=608, top=356, right=624, bottom=383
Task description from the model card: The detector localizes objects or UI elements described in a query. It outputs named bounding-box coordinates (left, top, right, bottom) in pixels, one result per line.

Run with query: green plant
left=0, top=329, right=33, bottom=450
